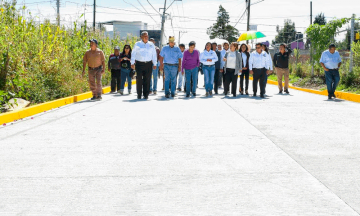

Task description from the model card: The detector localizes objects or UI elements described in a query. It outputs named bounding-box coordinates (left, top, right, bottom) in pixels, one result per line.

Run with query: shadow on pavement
left=324, top=99, right=344, bottom=102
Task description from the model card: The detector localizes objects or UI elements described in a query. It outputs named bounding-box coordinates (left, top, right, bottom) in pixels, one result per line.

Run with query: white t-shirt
left=227, top=51, right=236, bottom=69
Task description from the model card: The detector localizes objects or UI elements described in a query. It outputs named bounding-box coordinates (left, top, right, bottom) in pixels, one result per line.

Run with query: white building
left=101, top=21, right=148, bottom=39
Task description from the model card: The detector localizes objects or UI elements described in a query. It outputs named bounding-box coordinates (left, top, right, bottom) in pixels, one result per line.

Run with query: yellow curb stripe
left=0, top=80, right=137, bottom=125
left=249, top=76, right=360, bottom=102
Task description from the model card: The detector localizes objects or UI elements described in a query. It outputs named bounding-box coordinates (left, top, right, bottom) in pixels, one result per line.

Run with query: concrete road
left=0, top=78, right=359, bottom=216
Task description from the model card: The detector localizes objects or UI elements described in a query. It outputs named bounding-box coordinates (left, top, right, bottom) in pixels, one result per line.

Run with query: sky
left=13, top=0, right=360, bottom=49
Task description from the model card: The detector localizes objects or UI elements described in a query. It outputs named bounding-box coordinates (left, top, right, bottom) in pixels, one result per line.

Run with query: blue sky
left=15, top=0, right=360, bottom=49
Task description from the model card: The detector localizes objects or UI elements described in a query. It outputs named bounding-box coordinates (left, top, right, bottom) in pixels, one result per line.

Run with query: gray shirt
left=224, top=51, right=243, bottom=75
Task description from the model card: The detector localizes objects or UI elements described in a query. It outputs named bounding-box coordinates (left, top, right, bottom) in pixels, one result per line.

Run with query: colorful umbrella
left=237, top=31, right=266, bottom=42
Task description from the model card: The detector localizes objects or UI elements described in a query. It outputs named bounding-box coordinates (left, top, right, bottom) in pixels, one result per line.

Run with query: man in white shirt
left=131, top=31, right=157, bottom=99
left=249, top=43, right=271, bottom=98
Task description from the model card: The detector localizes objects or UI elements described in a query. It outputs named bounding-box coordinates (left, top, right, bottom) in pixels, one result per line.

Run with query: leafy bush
left=0, top=1, right=137, bottom=112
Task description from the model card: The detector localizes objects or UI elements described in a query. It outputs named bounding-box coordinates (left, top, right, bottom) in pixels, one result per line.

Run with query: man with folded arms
left=83, top=39, right=106, bottom=101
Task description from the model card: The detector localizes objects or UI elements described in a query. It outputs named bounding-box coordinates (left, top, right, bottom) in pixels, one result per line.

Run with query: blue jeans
left=185, top=67, right=199, bottom=95
left=150, top=62, right=159, bottom=91
left=120, top=68, right=132, bottom=91
left=203, top=65, right=215, bottom=92
left=325, top=69, right=340, bottom=96
left=164, top=64, right=178, bottom=95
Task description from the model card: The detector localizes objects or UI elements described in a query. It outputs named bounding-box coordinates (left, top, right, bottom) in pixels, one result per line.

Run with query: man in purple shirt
left=182, top=41, right=200, bottom=97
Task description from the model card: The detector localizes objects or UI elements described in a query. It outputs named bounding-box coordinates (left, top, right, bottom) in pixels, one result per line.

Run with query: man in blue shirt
left=320, top=44, right=342, bottom=99
left=159, top=36, right=183, bottom=98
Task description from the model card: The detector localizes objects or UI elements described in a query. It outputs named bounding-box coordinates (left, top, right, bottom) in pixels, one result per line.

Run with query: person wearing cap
left=220, top=41, right=230, bottom=88
left=149, top=38, right=161, bottom=95
left=211, top=42, right=222, bottom=94
left=83, top=39, right=106, bottom=101
left=159, top=36, right=183, bottom=98
left=249, top=43, right=271, bottom=98
left=200, top=42, right=218, bottom=97
left=177, top=44, right=186, bottom=92
left=108, top=46, right=122, bottom=93
left=320, top=44, right=342, bottom=99
left=182, top=41, right=200, bottom=97
left=119, top=44, right=133, bottom=95
left=131, top=31, right=157, bottom=100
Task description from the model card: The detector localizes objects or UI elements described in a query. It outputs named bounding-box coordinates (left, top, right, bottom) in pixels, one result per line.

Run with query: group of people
left=82, top=31, right=342, bottom=101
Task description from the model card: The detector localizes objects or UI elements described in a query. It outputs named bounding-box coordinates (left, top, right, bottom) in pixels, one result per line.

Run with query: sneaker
left=284, top=89, right=289, bottom=94
left=90, top=96, right=97, bottom=101
left=332, top=93, right=336, bottom=99
left=119, top=90, right=124, bottom=95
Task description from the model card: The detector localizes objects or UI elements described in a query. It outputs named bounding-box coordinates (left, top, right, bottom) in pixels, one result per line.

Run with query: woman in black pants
left=239, top=43, right=250, bottom=95
left=223, top=42, right=242, bottom=97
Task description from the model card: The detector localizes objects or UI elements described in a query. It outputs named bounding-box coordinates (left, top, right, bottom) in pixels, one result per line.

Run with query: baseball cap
left=89, top=39, right=98, bottom=45
left=114, top=46, right=120, bottom=50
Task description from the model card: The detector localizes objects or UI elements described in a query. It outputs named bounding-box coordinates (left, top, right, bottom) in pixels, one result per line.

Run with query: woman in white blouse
left=200, top=42, right=218, bottom=97
left=223, top=42, right=243, bottom=97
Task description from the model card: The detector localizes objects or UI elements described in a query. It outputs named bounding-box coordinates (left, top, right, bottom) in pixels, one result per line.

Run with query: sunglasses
left=256, top=47, right=262, bottom=49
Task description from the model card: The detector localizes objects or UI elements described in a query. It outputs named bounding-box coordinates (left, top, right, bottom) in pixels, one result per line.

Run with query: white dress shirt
left=265, top=52, right=273, bottom=70
left=249, top=51, right=271, bottom=70
left=220, top=49, right=229, bottom=68
left=200, top=50, right=218, bottom=66
left=130, top=40, right=157, bottom=65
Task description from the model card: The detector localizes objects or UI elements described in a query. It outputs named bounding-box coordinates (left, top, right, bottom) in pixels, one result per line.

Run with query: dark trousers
left=325, top=69, right=340, bottom=96
left=111, top=69, right=121, bottom=92
left=224, top=69, right=238, bottom=96
left=240, top=69, right=249, bottom=92
left=253, top=68, right=267, bottom=95
left=135, top=61, right=153, bottom=98
left=219, top=70, right=224, bottom=87
left=213, top=69, right=220, bottom=93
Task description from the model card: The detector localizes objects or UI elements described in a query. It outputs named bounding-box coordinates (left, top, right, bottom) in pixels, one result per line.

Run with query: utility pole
left=159, top=0, right=167, bottom=49
left=350, top=14, right=355, bottom=73
left=178, top=31, right=187, bottom=44
left=310, top=1, right=314, bottom=76
left=93, top=0, right=96, bottom=31
left=56, top=0, right=60, bottom=26
left=246, top=0, right=251, bottom=44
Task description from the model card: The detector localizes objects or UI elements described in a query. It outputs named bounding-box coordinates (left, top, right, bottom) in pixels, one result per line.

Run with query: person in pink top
left=182, top=41, right=200, bottom=97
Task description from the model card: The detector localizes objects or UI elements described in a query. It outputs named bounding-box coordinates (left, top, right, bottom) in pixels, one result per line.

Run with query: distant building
left=101, top=21, right=148, bottom=39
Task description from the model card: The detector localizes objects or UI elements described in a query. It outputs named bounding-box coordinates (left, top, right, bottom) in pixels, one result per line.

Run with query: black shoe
left=186, top=94, right=190, bottom=98
left=253, top=93, right=257, bottom=97
left=205, top=92, right=209, bottom=97
left=91, top=96, right=97, bottom=101
left=97, top=96, right=102, bottom=100
left=332, top=94, right=336, bottom=99
left=279, top=90, right=283, bottom=94
left=214, top=91, right=218, bottom=95
left=209, top=91, right=213, bottom=96
left=233, top=94, right=236, bottom=97
left=285, top=89, right=289, bottom=94
left=171, top=94, right=175, bottom=98
left=260, top=94, right=265, bottom=98
left=165, top=94, right=170, bottom=98
left=245, top=90, right=249, bottom=95
left=240, top=91, right=244, bottom=95
left=328, top=95, right=332, bottom=99
left=193, top=93, right=196, bottom=97
left=144, top=96, right=149, bottom=100
left=137, top=95, right=141, bottom=99
left=153, top=91, right=157, bottom=95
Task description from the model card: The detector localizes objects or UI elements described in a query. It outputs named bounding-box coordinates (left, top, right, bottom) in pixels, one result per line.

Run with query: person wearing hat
left=131, top=31, right=157, bottom=100
left=159, top=36, right=183, bottom=98
left=83, top=39, right=106, bottom=101
left=149, top=38, right=161, bottom=95
left=108, top=46, right=122, bottom=93
left=119, top=44, right=133, bottom=95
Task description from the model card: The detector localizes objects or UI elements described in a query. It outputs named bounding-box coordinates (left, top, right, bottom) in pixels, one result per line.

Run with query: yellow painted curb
left=249, top=76, right=360, bottom=103
left=0, top=80, right=137, bottom=125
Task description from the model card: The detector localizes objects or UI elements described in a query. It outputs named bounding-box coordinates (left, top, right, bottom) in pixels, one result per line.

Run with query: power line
left=147, top=0, right=161, bottom=15
left=136, top=0, right=159, bottom=24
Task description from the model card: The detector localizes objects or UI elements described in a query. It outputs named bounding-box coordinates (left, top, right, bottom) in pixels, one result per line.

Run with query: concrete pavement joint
left=220, top=98, right=360, bottom=215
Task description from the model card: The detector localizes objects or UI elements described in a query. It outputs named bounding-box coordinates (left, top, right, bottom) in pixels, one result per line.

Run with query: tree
left=314, top=13, right=326, bottom=25
left=336, top=21, right=360, bottom=50
left=272, top=19, right=297, bottom=45
left=207, top=5, right=239, bottom=42
left=306, top=18, right=350, bottom=63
